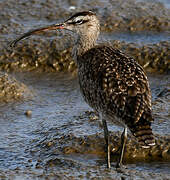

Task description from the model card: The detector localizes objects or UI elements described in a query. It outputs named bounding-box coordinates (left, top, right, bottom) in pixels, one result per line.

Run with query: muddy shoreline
left=0, top=71, right=169, bottom=179
left=0, top=0, right=169, bottom=73
left=0, top=38, right=169, bottom=74
left=0, top=0, right=170, bottom=179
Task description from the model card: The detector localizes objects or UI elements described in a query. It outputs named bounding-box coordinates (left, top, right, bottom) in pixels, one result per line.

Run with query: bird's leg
left=116, top=127, right=127, bottom=168
left=102, top=118, right=111, bottom=168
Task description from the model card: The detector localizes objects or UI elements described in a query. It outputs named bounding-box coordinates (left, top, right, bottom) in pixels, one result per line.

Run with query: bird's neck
left=72, top=32, right=98, bottom=63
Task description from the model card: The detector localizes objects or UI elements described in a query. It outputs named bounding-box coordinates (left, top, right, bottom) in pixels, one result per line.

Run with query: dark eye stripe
left=67, top=11, right=95, bottom=21
left=68, top=19, right=89, bottom=25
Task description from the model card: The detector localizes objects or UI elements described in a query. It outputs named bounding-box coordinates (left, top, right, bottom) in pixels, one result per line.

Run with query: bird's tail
left=129, top=117, right=155, bottom=148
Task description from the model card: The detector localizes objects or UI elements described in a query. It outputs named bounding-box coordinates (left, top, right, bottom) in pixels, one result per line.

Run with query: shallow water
left=101, top=31, right=170, bottom=45
left=136, top=0, right=170, bottom=8
left=0, top=72, right=169, bottom=179
left=131, top=162, right=170, bottom=173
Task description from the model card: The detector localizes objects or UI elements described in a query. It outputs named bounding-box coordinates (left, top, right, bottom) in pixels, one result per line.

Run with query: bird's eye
left=75, top=19, right=83, bottom=25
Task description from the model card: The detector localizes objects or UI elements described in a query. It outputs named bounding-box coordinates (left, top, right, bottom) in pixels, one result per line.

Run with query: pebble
left=25, top=110, right=32, bottom=117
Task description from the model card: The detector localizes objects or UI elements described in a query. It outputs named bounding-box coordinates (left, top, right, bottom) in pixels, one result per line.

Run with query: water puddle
left=136, top=0, right=170, bottom=8
left=130, top=162, right=170, bottom=174
left=0, top=72, right=169, bottom=178
left=101, top=31, right=170, bottom=44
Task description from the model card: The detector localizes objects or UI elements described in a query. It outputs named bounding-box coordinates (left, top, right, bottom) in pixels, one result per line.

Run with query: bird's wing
left=92, top=45, right=153, bottom=125
left=80, top=45, right=155, bottom=147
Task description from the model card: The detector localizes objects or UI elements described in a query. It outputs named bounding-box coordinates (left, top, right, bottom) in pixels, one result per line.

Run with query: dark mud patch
left=31, top=127, right=170, bottom=164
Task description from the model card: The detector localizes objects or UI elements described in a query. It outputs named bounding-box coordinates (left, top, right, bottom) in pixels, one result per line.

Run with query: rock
left=25, top=110, right=32, bottom=117
left=0, top=72, right=31, bottom=102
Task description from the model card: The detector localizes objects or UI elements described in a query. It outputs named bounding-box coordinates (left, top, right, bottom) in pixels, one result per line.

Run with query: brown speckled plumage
left=78, top=45, right=154, bottom=147
left=10, top=10, right=155, bottom=168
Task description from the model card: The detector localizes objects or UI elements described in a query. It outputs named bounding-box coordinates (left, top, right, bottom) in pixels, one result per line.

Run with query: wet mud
left=0, top=0, right=170, bottom=179
left=0, top=37, right=169, bottom=73
left=0, top=0, right=169, bottom=73
left=0, top=72, right=169, bottom=179
left=0, top=72, right=31, bottom=103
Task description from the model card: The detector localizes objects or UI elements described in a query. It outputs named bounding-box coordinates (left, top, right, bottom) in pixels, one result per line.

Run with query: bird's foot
left=116, top=162, right=122, bottom=169
left=116, top=162, right=127, bottom=172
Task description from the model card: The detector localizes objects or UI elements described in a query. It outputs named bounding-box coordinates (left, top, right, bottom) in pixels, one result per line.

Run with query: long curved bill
left=10, top=23, right=64, bottom=48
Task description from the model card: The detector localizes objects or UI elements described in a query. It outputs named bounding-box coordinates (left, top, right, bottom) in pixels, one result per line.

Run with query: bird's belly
left=79, top=75, right=125, bottom=127
left=79, top=80, right=101, bottom=110
left=79, top=82, right=99, bottom=111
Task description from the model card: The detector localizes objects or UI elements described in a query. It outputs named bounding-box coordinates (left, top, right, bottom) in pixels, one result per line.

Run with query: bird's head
left=10, top=11, right=100, bottom=47
left=63, top=11, right=100, bottom=36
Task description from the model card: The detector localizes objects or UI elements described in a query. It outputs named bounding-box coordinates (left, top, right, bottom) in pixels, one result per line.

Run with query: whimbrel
left=10, top=11, right=155, bottom=168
